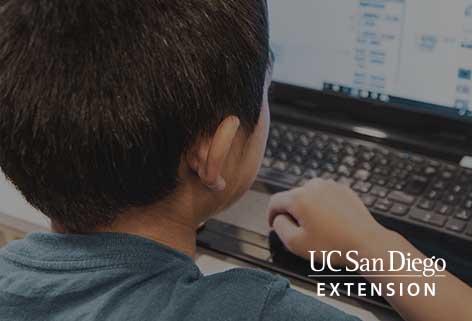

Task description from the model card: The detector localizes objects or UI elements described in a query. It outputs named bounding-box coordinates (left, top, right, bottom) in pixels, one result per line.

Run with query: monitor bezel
left=270, top=81, right=472, bottom=139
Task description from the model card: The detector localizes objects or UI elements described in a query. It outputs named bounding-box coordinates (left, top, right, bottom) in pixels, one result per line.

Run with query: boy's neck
left=52, top=206, right=199, bottom=259
left=103, top=213, right=198, bottom=259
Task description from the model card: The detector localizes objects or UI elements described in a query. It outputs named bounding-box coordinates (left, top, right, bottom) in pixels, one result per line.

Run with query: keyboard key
left=391, top=203, right=410, bottom=216
left=342, top=156, right=356, bottom=167
left=296, top=146, right=310, bottom=157
left=433, top=180, right=448, bottom=189
left=337, top=165, right=352, bottom=177
left=443, top=193, right=461, bottom=204
left=418, top=199, right=435, bottom=211
left=272, top=161, right=288, bottom=172
left=451, top=184, right=464, bottom=194
left=361, top=151, right=375, bottom=161
left=392, top=169, right=408, bottom=179
left=268, top=138, right=279, bottom=149
left=344, top=145, right=356, bottom=156
left=410, top=208, right=448, bottom=227
left=308, top=160, right=320, bottom=170
left=283, top=144, right=294, bottom=153
left=374, top=166, right=390, bottom=176
left=298, top=135, right=311, bottom=147
left=371, top=186, right=388, bottom=198
left=445, top=219, right=466, bottom=233
left=322, top=163, right=336, bottom=173
left=441, top=171, right=454, bottom=180
left=396, top=161, right=406, bottom=169
left=374, top=199, right=393, bottom=212
left=406, top=175, right=429, bottom=195
left=288, top=165, right=303, bottom=176
left=455, top=209, right=472, bottom=221
left=270, top=128, right=281, bottom=138
left=262, top=157, right=273, bottom=168
left=277, top=151, right=289, bottom=161
left=436, top=203, right=453, bottom=216
left=360, top=162, right=373, bottom=171
left=353, top=181, right=372, bottom=193
left=285, top=132, right=296, bottom=142
left=377, top=157, right=389, bottom=166
left=388, top=191, right=416, bottom=205
left=394, top=182, right=406, bottom=190
left=354, top=169, right=371, bottom=181
left=411, top=155, right=423, bottom=163
left=464, top=199, right=472, bottom=209
left=313, top=151, right=324, bottom=160
left=327, top=143, right=341, bottom=154
left=424, top=166, right=437, bottom=176
left=360, top=194, right=377, bottom=207
left=305, top=130, right=317, bottom=138
left=370, top=175, right=387, bottom=186
left=313, top=139, right=326, bottom=150
left=292, top=155, right=304, bottom=165
left=445, top=164, right=458, bottom=172
left=326, top=154, right=340, bottom=164
left=426, top=190, right=441, bottom=200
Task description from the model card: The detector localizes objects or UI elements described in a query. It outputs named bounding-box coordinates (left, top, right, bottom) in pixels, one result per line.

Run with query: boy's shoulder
left=179, top=268, right=284, bottom=319
left=190, top=268, right=360, bottom=321
left=194, top=267, right=289, bottom=303
left=201, top=267, right=283, bottom=285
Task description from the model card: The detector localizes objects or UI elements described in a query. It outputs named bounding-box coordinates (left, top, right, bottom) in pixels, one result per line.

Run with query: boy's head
left=0, top=0, right=271, bottom=232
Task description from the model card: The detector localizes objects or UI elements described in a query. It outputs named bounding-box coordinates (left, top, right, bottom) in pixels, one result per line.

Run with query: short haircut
left=0, top=0, right=270, bottom=232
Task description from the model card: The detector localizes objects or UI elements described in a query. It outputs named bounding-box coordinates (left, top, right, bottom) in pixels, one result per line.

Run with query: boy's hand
left=268, top=179, right=389, bottom=266
left=269, top=179, right=472, bottom=321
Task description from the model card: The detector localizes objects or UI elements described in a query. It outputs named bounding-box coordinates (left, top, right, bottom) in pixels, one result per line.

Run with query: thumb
left=272, top=214, right=303, bottom=253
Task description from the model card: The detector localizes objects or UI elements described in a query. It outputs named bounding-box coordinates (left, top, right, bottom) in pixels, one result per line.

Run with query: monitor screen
left=269, top=0, right=472, bottom=120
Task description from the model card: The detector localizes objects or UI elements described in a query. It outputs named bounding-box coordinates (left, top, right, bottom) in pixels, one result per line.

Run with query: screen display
left=269, top=0, right=472, bottom=119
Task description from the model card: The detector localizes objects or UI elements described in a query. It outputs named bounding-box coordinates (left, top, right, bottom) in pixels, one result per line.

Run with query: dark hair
left=0, top=0, right=270, bottom=232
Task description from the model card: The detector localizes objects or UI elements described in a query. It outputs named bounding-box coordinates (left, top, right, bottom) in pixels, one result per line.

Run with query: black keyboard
left=258, top=122, right=472, bottom=243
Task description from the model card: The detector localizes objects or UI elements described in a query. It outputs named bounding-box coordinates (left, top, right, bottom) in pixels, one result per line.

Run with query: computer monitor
left=269, top=0, right=472, bottom=121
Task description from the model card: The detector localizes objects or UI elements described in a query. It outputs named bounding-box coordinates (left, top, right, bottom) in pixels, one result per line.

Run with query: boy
left=0, top=1, right=470, bottom=321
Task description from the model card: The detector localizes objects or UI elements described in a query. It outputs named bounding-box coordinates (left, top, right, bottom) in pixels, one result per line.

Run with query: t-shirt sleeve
left=259, top=277, right=362, bottom=321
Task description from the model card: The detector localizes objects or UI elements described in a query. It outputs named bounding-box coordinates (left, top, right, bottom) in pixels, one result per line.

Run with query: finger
left=267, top=189, right=300, bottom=227
left=272, top=214, right=302, bottom=252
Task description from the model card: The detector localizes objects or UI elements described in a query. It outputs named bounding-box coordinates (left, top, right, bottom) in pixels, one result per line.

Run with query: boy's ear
left=186, top=116, right=240, bottom=191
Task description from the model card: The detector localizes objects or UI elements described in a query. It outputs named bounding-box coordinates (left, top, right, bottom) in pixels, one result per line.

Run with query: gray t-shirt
left=0, top=232, right=360, bottom=321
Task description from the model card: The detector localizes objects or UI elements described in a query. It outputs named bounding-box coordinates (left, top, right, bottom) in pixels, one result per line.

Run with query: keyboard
left=258, top=121, right=472, bottom=243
